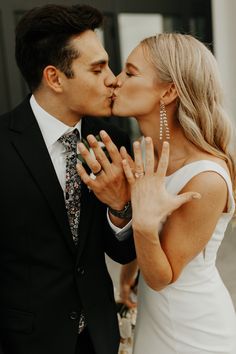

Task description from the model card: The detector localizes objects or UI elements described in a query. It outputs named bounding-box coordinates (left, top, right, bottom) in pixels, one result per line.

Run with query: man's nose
left=105, top=67, right=117, bottom=87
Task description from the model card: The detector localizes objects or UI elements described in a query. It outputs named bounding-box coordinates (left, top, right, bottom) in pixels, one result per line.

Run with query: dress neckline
left=139, top=137, right=230, bottom=181
left=165, top=159, right=230, bottom=179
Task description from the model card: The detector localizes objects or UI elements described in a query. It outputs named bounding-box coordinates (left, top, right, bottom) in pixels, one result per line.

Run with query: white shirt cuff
left=107, top=209, right=132, bottom=241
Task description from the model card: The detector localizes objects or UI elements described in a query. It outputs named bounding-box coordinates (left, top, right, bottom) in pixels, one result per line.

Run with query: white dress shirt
left=30, top=95, right=131, bottom=238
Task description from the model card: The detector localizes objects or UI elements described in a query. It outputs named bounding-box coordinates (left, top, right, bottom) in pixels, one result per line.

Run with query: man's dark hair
left=15, top=4, right=103, bottom=91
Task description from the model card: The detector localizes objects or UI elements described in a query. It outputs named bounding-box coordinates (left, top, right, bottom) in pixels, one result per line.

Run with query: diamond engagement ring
left=134, top=171, right=145, bottom=179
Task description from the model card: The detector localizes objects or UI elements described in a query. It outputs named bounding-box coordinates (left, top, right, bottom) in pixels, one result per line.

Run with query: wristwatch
left=108, top=201, right=132, bottom=219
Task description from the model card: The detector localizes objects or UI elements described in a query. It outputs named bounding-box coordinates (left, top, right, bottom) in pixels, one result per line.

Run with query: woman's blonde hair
left=141, top=33, right=236, bottom=208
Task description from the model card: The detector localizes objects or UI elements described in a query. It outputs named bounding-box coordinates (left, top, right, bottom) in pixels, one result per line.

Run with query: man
left=0, top=4, right=135, bottom=354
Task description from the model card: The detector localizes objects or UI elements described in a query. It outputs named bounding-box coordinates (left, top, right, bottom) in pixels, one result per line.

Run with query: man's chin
left=88, top=108, right=112, bottom=118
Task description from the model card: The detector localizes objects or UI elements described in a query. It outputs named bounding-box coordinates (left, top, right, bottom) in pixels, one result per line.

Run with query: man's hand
left=76, top=130, right=131, bottom=211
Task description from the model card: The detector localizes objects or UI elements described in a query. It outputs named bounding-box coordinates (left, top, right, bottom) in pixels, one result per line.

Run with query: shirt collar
left=30, top=95, right=82, bottom=149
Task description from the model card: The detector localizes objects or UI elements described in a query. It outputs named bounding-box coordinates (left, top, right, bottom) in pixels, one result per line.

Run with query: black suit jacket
left=0, top=97, right=136, bottom=354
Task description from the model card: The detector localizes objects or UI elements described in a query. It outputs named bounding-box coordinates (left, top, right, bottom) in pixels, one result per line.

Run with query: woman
left=112, top=33, right=236, bottom=353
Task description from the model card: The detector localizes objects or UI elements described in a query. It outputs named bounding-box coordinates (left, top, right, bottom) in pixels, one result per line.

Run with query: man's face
left=61, top=30, right=115, bottom=118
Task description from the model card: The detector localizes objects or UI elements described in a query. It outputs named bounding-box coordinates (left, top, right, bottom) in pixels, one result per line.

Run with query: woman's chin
left=112, top=105, right=128, bottom=117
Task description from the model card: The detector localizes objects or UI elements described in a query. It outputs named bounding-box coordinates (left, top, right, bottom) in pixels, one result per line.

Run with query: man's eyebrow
left=90, top=59, right=108, bottom=67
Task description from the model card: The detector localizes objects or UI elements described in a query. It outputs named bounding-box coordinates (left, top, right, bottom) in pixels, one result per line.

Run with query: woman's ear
left=161, top=83, right=178, bottom=105
left=42, top=66, right=63, bottom=93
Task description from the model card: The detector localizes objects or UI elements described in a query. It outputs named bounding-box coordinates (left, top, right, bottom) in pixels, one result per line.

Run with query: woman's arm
left=132, top=171, right=227, bottom=290
left=122, top=138, right=227, bottom=291
left=160, top=170, right=227, bottom=283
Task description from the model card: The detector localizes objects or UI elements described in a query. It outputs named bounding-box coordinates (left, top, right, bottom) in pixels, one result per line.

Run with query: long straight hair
left=141, top=33, right=236, bottom=209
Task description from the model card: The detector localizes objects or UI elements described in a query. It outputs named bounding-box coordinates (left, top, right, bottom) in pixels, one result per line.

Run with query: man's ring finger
left=93, top=167, right=103, bottom=177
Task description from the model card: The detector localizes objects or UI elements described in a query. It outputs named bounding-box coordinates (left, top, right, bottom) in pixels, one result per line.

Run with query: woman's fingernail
left=192, top=193, right=201, bottom=199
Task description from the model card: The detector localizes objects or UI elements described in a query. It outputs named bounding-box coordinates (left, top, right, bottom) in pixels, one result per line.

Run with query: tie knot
left=58, top=129, right=80, bottom=152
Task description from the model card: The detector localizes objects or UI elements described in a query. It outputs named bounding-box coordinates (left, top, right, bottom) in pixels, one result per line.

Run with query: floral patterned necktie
left=58, top=129, right=86, bottom=333
left=58, top=129, right=81, bottom=245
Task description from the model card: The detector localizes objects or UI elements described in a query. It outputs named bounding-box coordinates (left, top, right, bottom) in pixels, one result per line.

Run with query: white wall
left=212, top=0, right=236, bottom=124
left=212, top=2, right=236, bottom=303
left=118, top=13, right=163, bottom=66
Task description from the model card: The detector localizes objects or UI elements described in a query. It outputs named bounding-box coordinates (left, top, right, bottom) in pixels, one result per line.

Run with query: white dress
left=133, top=160, right=236, bottom=354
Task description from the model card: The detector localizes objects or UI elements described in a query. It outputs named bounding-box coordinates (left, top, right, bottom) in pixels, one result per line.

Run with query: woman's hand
left=121, top=138, right=201, bottom=233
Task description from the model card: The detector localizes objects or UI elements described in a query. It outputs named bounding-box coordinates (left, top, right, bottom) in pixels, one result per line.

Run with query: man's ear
left=161, top=83, right=178, bottom=105
left=43, top=65, right=63, bottom=92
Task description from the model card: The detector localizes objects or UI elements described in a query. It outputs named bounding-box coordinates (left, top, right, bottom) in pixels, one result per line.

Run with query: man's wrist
left=108, top=201, right=132, bottom=219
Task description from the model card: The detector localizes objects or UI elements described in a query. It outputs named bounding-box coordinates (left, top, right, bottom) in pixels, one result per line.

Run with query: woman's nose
left=115, top=72, right=123, bottom=87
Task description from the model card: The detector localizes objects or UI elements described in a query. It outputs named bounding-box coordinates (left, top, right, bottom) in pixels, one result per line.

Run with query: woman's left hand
left=121, top=138, right=201, bottom=233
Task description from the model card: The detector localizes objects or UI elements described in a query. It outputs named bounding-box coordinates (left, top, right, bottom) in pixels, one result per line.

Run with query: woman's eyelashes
left=125, top=71, right=133, bottom=77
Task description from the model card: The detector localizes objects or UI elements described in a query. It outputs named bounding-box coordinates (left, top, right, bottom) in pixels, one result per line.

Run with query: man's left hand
left=76, top=130, right=131, bottom=211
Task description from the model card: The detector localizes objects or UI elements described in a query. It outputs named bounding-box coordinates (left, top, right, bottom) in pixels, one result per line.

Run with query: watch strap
left=108, top=201, right=132, bottom=219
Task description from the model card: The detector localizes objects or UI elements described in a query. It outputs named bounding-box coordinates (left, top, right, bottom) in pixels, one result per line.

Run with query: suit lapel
left=9, top=98, right=76, bottom=255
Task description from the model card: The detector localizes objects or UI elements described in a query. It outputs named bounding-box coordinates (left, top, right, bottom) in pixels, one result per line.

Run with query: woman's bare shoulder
left=184, top=153, right=229, bottom=175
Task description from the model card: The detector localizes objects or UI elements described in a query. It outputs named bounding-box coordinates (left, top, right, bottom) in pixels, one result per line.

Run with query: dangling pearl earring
left=160, top=101, right=170, bottom=140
